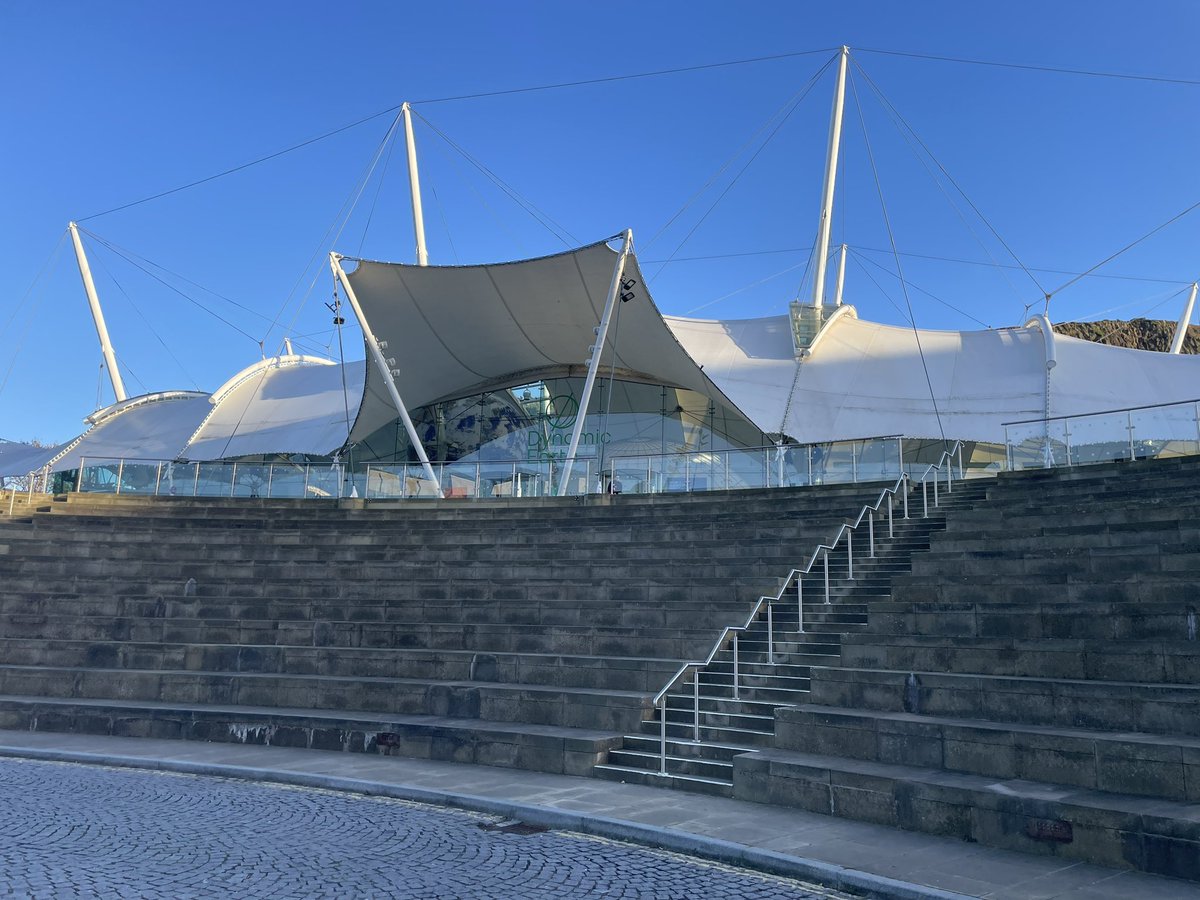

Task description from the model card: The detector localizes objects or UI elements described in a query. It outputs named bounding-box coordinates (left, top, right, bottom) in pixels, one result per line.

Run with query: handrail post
left=76, top=457, right=85, bottom=493
left=797, top=573, right=804, bottom=634
left=823, top=547, right=831, bottom=604
left=659, top=697, right=668, bottom=776
left=302, top=464, right=310, bottom=499
left=957, top=443, right=964, bottom=480
left=153, top=462, right=163, bottom=496
left=115, top=459, right=124, bottom=495
left=932, top=469, right=939, bottom=507
left=945, top=458, right=952, bottom=493
left=887, top=492, right=894, bottom=538
left=732, top=633, right=740, bottom=700
left=693, top=671, right=700, bottom=742
left=191, top=463, right=200, bottom=497
left=267, top=464, right=275, bottom=499
left=902, top=475, right=909, bottom=518
left=230, top=462, right=238, bottom=498
left=846, top=528, right=854, bottom=580
left=767, top=602, right=775, bottom=665
left=922, top=480, right=928, bottom=518
left=868, top=508, right=875, bottom=558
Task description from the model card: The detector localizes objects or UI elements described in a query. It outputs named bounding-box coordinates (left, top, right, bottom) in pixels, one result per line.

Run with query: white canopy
left=184, top=355, right=365, bottom=460
left=43, top=392, right=213, bottom=473
left=667, top=309, right=1200, bottom=443
left=344, top=237, right=737, bottom=442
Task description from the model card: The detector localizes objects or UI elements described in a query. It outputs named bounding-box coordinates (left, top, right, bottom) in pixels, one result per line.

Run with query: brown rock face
left=1053, top=318, right=1200, bottom=354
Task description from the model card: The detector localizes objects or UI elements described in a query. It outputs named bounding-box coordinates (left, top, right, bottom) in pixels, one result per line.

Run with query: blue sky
left=3, top=1, right=1199, bottom=443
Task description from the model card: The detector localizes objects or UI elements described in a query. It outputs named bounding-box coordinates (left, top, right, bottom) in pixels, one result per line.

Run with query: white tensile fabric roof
left=345, top=237, right=737, bottom=442
left=17, top=357, right=365, bottom=476
left=667, top=310, right=1200, bottom=443
left=184, top=356, right=365, bottom=460
left=44, top=392, right=214, bottom=473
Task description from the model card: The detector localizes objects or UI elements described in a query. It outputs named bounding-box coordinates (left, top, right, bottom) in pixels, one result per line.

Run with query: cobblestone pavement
left=0, top=759, right=856, bottom=899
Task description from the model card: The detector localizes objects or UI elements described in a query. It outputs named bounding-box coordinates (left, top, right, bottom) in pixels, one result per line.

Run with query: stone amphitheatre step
left=863, top=599, right=1197, bottom=641
left=837, top=634, right=1200, bottom=683
left=807, top=665, right=1200, bottom=736
left=0, top=664, right=652, bottom=732
left=0, top=615, right=730, bottom=659
left=0, top=694, right=621, bottom=776
left=775, top=704, right=1200, bottom=801
left=0, top=639, right=682, bottom=692
left=732, top=747, right=1200, bottom=880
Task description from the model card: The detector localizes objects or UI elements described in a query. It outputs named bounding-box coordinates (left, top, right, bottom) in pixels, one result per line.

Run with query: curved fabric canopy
left=184, top=355, right=365, bottom=460
left=344, top=237, right=738, bottom=442
left=43, top=392, right=213, bottom=473
left=665, top=310, right=1200, bottom=443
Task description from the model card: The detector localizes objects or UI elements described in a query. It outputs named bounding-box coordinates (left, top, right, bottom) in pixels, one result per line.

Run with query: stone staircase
left=594, top=476, right=990, bottom=795
left=733, top=456, right=1200, bottom=881
left=0, top=482, right=887, bottom=777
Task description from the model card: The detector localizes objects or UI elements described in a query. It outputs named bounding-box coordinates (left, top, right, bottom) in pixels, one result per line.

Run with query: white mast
left=1169, top=282, right=1197, bottom=354
left=810, top=46, right=850, bottom=309
left=330, top=253, right=442, bottom=497
left=833, top=243, right=848, bottom=307
left=401, top=102, right=429, bottom=266
left=68, top=221, right=127, bottom=403
left=558, top=230, right=634, bottom=496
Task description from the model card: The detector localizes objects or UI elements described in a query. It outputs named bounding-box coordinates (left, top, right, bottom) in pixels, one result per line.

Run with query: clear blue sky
left=3, top=1, right=1199, bottom=444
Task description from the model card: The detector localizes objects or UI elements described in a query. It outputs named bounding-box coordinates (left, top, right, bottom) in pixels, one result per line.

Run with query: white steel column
left=69, top=222, right=127, bottom=402
left=329, top=253, right=442, bottom=497
left=833, top=243, right=848, bottom=306
left=557, top=230, right=633, bottom=496
left=1170, top=282, right=1197, bottom=354
left=402, top=102, right=429, bottom=266
left=810, top=46, right=850, bottom=309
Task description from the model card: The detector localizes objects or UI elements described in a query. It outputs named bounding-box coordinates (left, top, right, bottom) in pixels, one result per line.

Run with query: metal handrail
left=650, top=470, right=916, bottom=776
left=648, top=438, right=967, bottom=777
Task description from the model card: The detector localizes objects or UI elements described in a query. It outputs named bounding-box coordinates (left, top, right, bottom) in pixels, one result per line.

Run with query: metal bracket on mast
left=329, top=253, right=443, bottom=498
left=557, top=230, right=634, bottom=497
left=69, top=222, right=127, bottom=403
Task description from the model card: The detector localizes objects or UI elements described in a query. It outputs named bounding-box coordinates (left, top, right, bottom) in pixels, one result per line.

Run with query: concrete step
left=733, top=747, right=1200, bottom=880
left=807, top=665, right=1200, bottom=735
left=0, top=663, right=653, bottom=732
left=838, top=634, right=1200, bottom=683
left=0, top=693, right=622, bottom=777
left=776, top=704, right=1200, bottom=802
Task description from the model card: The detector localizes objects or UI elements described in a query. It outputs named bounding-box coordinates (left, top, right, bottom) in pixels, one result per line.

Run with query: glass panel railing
left=610, top=438, right=903, bottom=495
left=1005, top=399, right=1200, bottom=470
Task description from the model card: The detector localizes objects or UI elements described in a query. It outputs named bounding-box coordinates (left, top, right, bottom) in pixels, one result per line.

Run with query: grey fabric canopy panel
left=345, top=237, right=739, bottom=443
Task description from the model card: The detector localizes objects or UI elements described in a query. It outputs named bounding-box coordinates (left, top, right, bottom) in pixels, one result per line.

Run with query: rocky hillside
left=1054, top=318, right=1200, bottom=354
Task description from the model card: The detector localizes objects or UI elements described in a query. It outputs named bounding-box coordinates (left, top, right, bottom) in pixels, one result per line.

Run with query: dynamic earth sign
left=526, top=396, right=611, bottom=463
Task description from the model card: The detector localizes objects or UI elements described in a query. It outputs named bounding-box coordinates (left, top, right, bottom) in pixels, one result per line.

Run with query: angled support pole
left=558, top=230, right=633, bottom=496
left=329, top=253, right=442, bottom=498
left=1170, top=282, right=1197, bottom=354
left=69, top=222, right=127, bottom=402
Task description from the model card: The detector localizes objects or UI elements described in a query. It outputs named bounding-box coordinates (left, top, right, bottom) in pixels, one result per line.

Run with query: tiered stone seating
left=0, top=482, right=884, bottom=776
left=734, top=456, right=1200, bottom=881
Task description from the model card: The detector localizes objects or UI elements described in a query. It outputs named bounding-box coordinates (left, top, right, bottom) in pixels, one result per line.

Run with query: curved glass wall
left=352, top=376, right=765, bottom=474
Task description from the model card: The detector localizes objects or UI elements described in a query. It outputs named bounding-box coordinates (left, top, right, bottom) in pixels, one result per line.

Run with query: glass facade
left=351, top=375, right=766, bottom=474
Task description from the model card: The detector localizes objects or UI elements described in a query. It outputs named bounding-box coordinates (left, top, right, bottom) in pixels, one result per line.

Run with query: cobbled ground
left=0, top=758, right=855, bottom=899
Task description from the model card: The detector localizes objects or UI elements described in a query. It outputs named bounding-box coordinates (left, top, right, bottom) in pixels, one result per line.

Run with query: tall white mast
left=401, top=102, right=429, bottom=266
left=810, top=46, right=850, bottom=309
left=1170, top=282, right=1198, bottom=354
left=68, top=221, right=127, bottom=403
